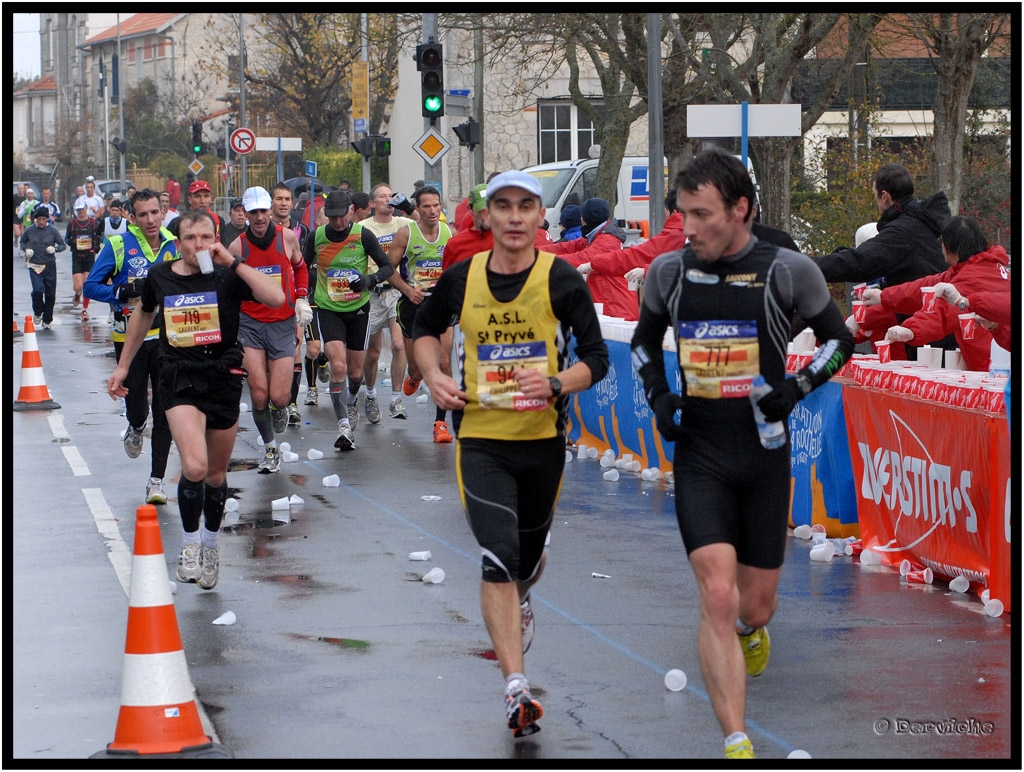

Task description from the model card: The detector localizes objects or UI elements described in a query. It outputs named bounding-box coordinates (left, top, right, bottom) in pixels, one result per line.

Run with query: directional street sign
left=351, top=61, right=369, bottom=121
left=305, top=160, right=318, bottom=178
left=354, top=118, right=367, bottom=134
left=188, top=158, right=204, bottom=176
left=230, top=127, right=256, bottom=155
left=412, top=127, right=451, bottom=166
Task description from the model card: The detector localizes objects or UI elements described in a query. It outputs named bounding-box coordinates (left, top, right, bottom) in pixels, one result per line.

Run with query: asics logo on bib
left=175, top=294, right=209, bottom=306
left=693, top=322, right=740, bottom=338
left=491, top=345, right=534, bottom=359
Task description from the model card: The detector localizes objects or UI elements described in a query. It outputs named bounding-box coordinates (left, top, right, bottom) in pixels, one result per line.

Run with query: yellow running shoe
left=725, top=738, right=756, bottom=758
left=739, top=626, right=770, bottom=677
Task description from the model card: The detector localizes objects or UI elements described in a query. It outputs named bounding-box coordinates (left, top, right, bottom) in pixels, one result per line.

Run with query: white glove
left=46, top=245, right=56, bottom=254
left=24, top=249, right=34, bottom=258
left=624, top=267, right=646, bottom=284
left=861, top=287, right=882, bottom=306
left=294, top=298, right=313, bottom=327
left=577, top=262, right=593, bottom=277
left=976, top=315, right=998, bottom=331
left=886, top=325, right=914, bottom=343
left=933, top=282, right=965, bottom=308
left=844, top=315, right=862, bottom=336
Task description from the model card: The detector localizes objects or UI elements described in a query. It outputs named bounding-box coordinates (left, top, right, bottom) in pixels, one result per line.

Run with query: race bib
left=677, top=320, right=759, bottom=399
left=164, top=291, right=222, bottom=347
left=76, top=236, right=93, bottom=251
left=475, top=341, right=550, bottom=411
left=255, top=264, right=283, bottom=286
left=326, top=268, right=361, bottom=302
left=410, top=258, right=442, bottom=293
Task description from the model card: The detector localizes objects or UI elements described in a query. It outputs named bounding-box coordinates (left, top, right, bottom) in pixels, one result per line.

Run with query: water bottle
left=749, top=375, right=786, bottom=449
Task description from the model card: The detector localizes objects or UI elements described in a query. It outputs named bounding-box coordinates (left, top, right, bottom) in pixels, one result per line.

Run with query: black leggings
left=457, top=436, right=564, bottom=583
left=114, top=338, right=172, bottom=479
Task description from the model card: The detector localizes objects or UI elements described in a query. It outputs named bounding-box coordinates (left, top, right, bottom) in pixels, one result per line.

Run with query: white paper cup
left=224, top=497, right=239, bottom=512
left=307, top=448, right=324, bottom=460
left=859, top=549, right=882, bottom=565
left=271, top=497, right=290, bottom=511
left=196, top=249, right=214, bottom=275
left=422, top=567, right=445, bottom=583
left=949, top=576, right=970, bottom=593
left=792, top=524, right=812, bottom=540
left=322, top=474, right=341, bottom=487
left=282, top=451, right=299, bottom=463
left=280, top=442, right=291, bottom=453
left=603, top=469, right=620, bottom=482
left=577, top=444, right=589, bottom=460
left=984, top=598, right=1003, bottom=617
left=809, top=542, right=835, bottom=562
left=588, top=447, right=598, bottom=459
left=409, top=551, right=432, bottom=561
left=943, top=350, right=963, bottom=370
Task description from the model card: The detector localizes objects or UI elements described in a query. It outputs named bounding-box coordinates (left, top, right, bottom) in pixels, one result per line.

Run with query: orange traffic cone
left=13, top=315, right=59, bottom=411
left=13, top=316, right=23, bottom=338
left=92, top=505, right=232, bottom=759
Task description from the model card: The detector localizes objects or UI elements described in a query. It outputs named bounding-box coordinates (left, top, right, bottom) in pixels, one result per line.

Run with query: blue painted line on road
left=304, top=460, right=795, bottom=755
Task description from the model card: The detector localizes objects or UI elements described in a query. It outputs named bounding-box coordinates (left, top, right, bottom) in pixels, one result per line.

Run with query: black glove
left=651, top=391, right=684, bottom=441
left=348, top=273, right=377, bottom=293
left=116, top=283, right=133, bottom=303
left=388, top=192, right=415, bottom=216
left=756, top=378, right=803, bottom=423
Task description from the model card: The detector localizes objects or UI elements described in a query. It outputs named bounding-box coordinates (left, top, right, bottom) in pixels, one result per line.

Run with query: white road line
left=61, top=445, right=91, bottom=476
left=82, top=488, right=132, bottom=597
left=48, top=412, right=69, bottom=439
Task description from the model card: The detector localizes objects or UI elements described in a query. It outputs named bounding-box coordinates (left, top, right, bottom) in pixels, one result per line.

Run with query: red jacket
left=967, top=291, right=1012, bottom=351
left=876, top=245, right=1010, bottom=371
left=606, top=211, right=686, bottom=274
left=442, top=226, right=552, bottom=272
left=545, top=222, right=637, bottom=321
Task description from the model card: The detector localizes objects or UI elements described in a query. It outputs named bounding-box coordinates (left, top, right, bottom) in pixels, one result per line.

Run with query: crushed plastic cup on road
left=271, top=497, right=290, bottom=511
left=224, top=497, right=240, bottom=512
left=307, top=448, right=324, bottom=460
left=322, top=474, right=341, bottom=487
left=664, top=669, right=687, bottom=691
left=809, top=542, right=835, bottom=562
left=421, top=495, right=442, bottom=502
left=788, top=750, right=813, bottom=759
left=810, top=524, right=826, bottom=535
left=409, top=551, right=432, bottom=561
left=416, top=394, right=428, bottom=403
left=282, top=451, right=300, bottom=463
left=212, top=611, right=236, bottom=625
left=422, top=567, right=445, bottom=584
left=239, top=403, right=249, bottom=413
left=289, top=494, right=304, bottom=505
left=792, top=524, right=813, bottom=540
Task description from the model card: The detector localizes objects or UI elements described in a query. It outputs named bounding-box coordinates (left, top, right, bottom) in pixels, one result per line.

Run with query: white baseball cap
left=486, top=170, right=543, bottom=200
left=242, top=186, right=272, bottom=212
left=85, top=175, right=95, bottom=182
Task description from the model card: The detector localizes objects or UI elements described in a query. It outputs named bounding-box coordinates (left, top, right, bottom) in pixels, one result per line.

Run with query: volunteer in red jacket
left=545, top=198, right=637, bottom=321
left=862, top=215, right=1010, bottom=371
left=443, top=183, right=551, bottom=270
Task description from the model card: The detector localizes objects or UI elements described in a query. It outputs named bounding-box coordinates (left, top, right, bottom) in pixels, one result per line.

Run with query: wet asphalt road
left=10, top=262, right=1015, bottom=763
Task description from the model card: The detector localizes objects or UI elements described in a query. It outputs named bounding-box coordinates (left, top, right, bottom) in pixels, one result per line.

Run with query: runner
left=65, top=203, right=103, bottom=321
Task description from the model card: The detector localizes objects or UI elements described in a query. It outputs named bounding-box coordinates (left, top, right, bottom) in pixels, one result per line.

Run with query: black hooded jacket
left=814, top=192, right=950, bottom=288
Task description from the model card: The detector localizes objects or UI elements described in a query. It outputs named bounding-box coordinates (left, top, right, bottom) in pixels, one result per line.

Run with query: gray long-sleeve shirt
left=20, top=223, right=66, bottom=267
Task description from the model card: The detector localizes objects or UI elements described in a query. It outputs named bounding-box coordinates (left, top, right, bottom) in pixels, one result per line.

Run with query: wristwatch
left=956, top=296, right=970, bottom=311
left=795, top=372, right=813, bottom=396
left=548, top=376, right=563, bottom=398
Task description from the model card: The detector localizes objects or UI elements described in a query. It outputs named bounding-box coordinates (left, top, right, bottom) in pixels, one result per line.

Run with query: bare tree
left=904, top=13, right=1011, bottom=215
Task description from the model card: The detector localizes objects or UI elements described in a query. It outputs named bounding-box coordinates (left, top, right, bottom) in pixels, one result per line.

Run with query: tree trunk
left=752, top=136, right=798, bottom=230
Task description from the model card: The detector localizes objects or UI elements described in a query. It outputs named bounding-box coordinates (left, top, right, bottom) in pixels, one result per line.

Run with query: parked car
left=93, top=179, right=135, bottom=200
left=13, top=181, right=42, bottom=201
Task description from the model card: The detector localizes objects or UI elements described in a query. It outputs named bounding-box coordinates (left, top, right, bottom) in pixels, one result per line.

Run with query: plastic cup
left=905, top=567, right=934, bottom=584
left=224, top=497, right=239, bottom=512
left=196, top=249, right=214, bottom=275
left=984, top=598, right=1004, bottom=617
left=565, top=450, right=573, bottom=463
left=942, top=350, right=963, bottom=370
left=958, top=313, right=977, bottom=340
left=280, top=442, right=291, bottom=453
left=980, top=589, right=991, bottom=603
left=810, top=524, right=826, bottom=535
left=860, top=549, right=882, bottom=565
left=845, top=539, right=864, bottom=556
left=588, top=447, right=598, bottom=459
left=788, top=750, right=813, bottom=759
left=603, top=469, right=620, bottom=482
left=307, top=448, right=324, bottom=460
left=900, top=558, right=925, bottom=576
left=852, top=300, right=867, bottom=323
left=852, top=282, right=868, bottom=300
left=577, top=444, right=589, bottom=460
left=874, top=339, right=892, bottom=363
left=809, top=542, right=835, bottom=562
left=409, top=551, right=432, bottom=561
left=600, top=454, right=615, bottom=468
left=322, top=474, right=341, bottom=487
left=949, top=576, right=970, bottom=593
left=239, top=403, right=249, bottom=413
left=629, top=460, right=642, bottom=473
left=422, top=567, right=445, bottom=584
left=792, top=524, right=813, bottom=540
left=282, top=451, right=299, bottom=463
left=288, top=494, right=304, bottom=505
left=664, top=669, right=687, bottom=691
left=920, top=285, right=937, bottom=313
left=271, top=496, right=290, bottom=511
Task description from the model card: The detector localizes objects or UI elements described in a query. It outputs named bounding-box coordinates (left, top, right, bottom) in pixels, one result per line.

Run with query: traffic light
left=452, top=118, right=481, bottom=150
left=191, top=120, right=203, bottom=155
left=111, top=136, right=126, bottom=155
left=416, top=43, right=444, bottom=119
left=374, top=136, right=391, bottom=158
left=351, top=137, right=374, bottom=159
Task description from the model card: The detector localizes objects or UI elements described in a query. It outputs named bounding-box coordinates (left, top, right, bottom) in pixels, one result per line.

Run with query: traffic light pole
left=361, top=13, right=371, bottom=193
left=422, top=13, right=438, bottom=185
left=116, top=15, right=126, bottom=185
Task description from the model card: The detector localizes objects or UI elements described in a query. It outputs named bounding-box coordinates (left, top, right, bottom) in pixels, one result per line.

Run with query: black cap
left=324, top=190, right=353, bottom=217
left=230, top=198, right=244, bottom=210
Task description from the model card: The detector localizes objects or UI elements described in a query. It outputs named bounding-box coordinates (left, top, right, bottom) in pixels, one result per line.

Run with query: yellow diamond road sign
left=188, top=159, right=204, bottom=176
left=413, top=127, right=450, bottom=166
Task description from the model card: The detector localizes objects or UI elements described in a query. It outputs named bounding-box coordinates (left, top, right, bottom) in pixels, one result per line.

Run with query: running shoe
left=433, top=421, right=453, bottom=443
left=81, top=309, right=89, bottom=322
left=258, top=445, right=281, bottom=474
left=198, top=546, right=220, bottom=590
left=389, top=397, right=408, bottom=419
left=334, top=425, right=355, bottom=451
left=33, top=315, right=43, bottom=327
left=287, top=403, right=302, bottom=425
left=176, top=541, right=202, bottom=583
left=304, top=386, right=319, bottom=406
left=725, top=738, right=756, bottom=759
left=346, top=401, right=360, bottom=431
left=72, top=291, right=81, bottom=307
left=521, top=595, right=535, bottom=654
left=738, top=626, right=770, bottom=677
left=317, top=355, right=331, bottom=383
left=365, top=395, right=382, bottom=424
left=271, top=407, right=287, bottom=433
left=124, top=424, right=145, bottom=459
left=505, top=678, right=543, bottom=737
left=145, top=477, right=167, bottom=505
left=403, top=375, right=421, bottom=396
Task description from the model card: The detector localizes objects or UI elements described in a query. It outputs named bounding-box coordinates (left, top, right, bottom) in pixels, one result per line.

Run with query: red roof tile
left=14, top=75, right=56, bottom=96
left=84, top=13, right=181, bottom=46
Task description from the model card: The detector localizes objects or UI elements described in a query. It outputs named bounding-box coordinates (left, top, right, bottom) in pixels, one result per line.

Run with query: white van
left=523, top=154, right=758, bottom=239
left=523, top=157, right=661, bottom=239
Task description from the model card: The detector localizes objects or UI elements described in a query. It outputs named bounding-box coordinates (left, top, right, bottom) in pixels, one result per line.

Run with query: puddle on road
left=227, top=458, right=259, bottom=473
left=288, top=632, right=370, bottom=650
